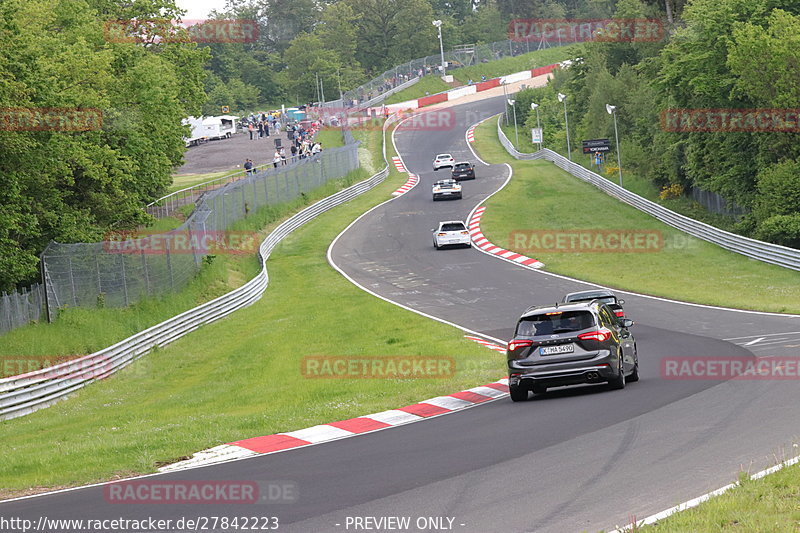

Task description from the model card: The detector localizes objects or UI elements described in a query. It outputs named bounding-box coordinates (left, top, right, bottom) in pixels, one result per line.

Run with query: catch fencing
left=0, top=284, right=45, bottom=335
left=496, top=116, right=800, bottom=271
left=40, top=143, right=360, bottom=320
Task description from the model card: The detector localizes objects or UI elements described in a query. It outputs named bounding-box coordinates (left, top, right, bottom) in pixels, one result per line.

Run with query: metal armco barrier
left=0, top=117, right=398, bottom=420
left=496, top=116, right=800, bottom=271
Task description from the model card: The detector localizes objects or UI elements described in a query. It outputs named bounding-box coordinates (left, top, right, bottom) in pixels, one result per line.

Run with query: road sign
left=531, top=128, right=543, bottom=144
left=582, top=138, right=610, bottom=154
left=221, top=105, right=230, bottom=113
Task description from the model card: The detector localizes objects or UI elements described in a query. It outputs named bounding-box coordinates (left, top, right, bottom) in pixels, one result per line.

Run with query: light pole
left=508, top=99, right=519, bottom=148
left=531, top=102, right=542, bottom=150
left=557, top=92, right=571, bottom=161
left=432, top=20, right=446, bottom=78
left=607, top=104, right=623, bottom=186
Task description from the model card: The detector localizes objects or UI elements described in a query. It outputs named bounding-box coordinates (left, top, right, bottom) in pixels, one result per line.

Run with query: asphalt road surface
left=3, top=96, right=799, bottom=533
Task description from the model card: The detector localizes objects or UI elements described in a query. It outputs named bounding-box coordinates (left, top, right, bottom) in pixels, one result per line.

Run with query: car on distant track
left=433, top=153, right=455, bottom=171
left=563, top=289, right=626, bottom=318
left=432, top=179, right=462, bottom=201
left=451, top=161, right=475, bottom=181
left=506, top=301, right=638, bottom=401
left=432, top=221, right=471, bottom=249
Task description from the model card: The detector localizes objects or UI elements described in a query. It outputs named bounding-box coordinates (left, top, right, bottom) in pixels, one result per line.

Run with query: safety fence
left=0, top=284, right=44, bottom=336
left=0, top=115, right=398, bottom=420
left=40, top=142, right=360, bottom=319
left=496, top=116, right=800, bottom=271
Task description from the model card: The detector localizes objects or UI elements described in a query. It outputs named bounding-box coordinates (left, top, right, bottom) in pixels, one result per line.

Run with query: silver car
left=432, top=179, right=462, bottom=201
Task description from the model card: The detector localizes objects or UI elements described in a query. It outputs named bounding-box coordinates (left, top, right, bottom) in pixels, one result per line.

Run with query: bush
left=756, top=214, right=800, bottom=248
left=753, top=159, right=800, bottom=222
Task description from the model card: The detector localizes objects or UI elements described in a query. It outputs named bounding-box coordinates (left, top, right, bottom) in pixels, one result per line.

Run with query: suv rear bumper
left=508, top=354, right=619, bottom=388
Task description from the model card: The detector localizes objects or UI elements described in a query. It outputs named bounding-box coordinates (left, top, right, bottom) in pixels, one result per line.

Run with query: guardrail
left=0, top=118, right=397, bottom=421
left=496, top=116, right=800, bottom=271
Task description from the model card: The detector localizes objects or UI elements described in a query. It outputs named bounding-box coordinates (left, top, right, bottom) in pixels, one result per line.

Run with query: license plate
left=540, top=344, right=574, bottom=355
left=441, top=191, right=451, bottom=195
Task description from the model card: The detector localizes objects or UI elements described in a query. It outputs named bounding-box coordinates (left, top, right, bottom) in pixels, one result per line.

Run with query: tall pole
left=611, top=108, right=623, bottom=186
left=531, top=102, right=542, bottom=150
left=502, top=83, right=509, bottom=125
left=509, top=100, right=519, bottom=148
left=558, top=93, right=571, bottom=161
left=433, top=20, right=446, bottom=78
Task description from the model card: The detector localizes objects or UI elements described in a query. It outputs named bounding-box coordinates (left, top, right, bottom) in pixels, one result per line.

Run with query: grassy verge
left=384, top=76, right=452, bottom=105
left=638, top=464, right=800, bottom=532
left=384, top=45, right=581, bottom=105
left=0, top=131, right=357, bottom=367
left=0, top=121, right=503, bottom=495
left=500, top=120, right=743, bottom=234
left=169, top=171, right=231, bottom=192
left=473, top=119, right=800, bottom=314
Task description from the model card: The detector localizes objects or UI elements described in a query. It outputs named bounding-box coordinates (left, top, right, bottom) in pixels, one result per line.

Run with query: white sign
left=531, top=127, right=543, bottom=144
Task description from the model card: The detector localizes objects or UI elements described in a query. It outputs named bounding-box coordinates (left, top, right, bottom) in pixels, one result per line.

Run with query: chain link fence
left=341, top=39, right=565, bottom=108
left=40, top=142, right=360, bottom=320
left=0, top=284, right=45, bottom=335
left=691, top=187, right=748, bottom=218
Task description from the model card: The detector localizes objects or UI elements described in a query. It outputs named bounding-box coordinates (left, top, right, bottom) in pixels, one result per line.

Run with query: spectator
left=290, top=144, right=297, bottom=162
left=311, top=141, right=322, bottom=155
left=280, top=146, right=287, bottom=165
left=243, top=159, right=253, bottom=174
left=248, top=122, right=255, bottom=140
left=257, top=121, right=264, bottom=138
left=272, top=150, right=281, bottom=168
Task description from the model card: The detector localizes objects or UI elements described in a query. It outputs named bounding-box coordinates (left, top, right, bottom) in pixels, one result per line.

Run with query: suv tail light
left=615, top=310, right=624, bottom=317
left=578, top=328, right=612, bottom=342
left=507, top=339, right=533, bottom=352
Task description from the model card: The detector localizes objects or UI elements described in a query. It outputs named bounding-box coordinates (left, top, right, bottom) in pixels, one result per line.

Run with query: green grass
left=639, top=464, right=800, bottom=532
left=451, top=45, right=582, bottom=84
left=169, top=171, right=231, bottom=192
left=384, top=45, right=581, bottom=106
left=384, top=76, right=452, bottom=105
left=0, top=121, right=502, bottom=495
left=314, top=127, right=345, bottom=148
left=500, top=121, right=743, bottom=234
left=473, top=118, right=800, bottom=314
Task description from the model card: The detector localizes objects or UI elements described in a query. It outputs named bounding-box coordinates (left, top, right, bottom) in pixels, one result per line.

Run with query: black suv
left=563, top=289, right=626, bottom=318
left=451, top=162, right=475, bottom=180
left=506, top=301, right=638, bottom=401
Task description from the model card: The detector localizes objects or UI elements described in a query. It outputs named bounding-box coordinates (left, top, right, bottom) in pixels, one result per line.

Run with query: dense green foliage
left=0, top=0, right=207, bottom=290
left=510, top=0, right=800, bottom=248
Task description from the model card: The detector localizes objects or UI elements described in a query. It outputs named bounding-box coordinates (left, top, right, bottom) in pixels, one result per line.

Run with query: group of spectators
left=243, top=117, right=323, bottom=173
left=243, top=111, right=283, bottom=141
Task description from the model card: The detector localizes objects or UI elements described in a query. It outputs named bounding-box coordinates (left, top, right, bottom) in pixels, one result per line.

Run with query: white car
left=433, top=153, right=455, bottom=171
left=432, top=221, right=472, bottom=249
left=432, top=179, right=462, bottom=201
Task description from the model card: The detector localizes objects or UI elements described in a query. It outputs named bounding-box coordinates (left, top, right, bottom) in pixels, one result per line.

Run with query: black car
left=451, top=162, right=475, bottom=180
left=563, top=289, right=625, bottom=318
left=506, top=301, right=638, bottom=401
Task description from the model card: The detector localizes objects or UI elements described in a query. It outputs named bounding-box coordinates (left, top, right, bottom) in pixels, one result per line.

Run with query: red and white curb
left=159, top=379, right=509, bottom=472
left=465, top=335, right=506, bottom=353
left=469, top=206, right=545, bottom=268
left=466, top=125, right=476, bottom=143
left=391, top=173, right=419, bottom=197
left=392, top=156, right=406, bottom=173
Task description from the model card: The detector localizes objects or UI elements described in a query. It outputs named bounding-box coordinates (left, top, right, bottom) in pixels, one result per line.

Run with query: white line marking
left=725, top=331, right=800, bottom=341
left=743, top=337, right=766, bottom=346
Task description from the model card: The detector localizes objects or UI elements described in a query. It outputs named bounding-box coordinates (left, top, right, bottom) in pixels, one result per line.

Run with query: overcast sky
left=175, top=0, right=227, bottom=20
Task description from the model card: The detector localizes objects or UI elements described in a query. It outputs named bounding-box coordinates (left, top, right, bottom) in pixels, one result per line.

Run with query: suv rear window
left=516, top=310, right=595, bottom=336
left=441, top=223, right=466, bottom=231
left=454, top=163, right=471, bottom=171
left=566, top=292, right=616, bottom=305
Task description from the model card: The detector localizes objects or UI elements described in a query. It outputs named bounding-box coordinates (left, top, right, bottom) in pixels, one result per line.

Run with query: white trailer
left=201, top=115, right=237, bottom=140
left=183, top=116, right=207, bottom=147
